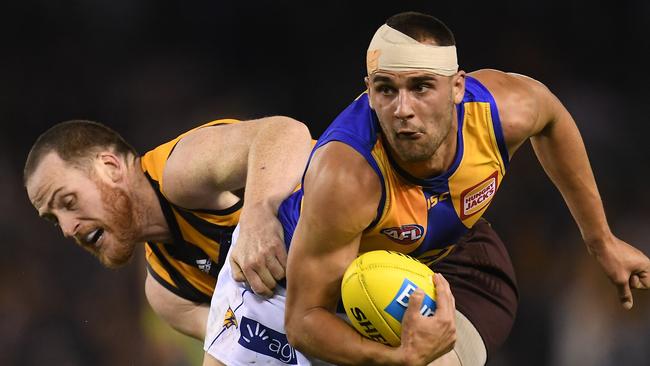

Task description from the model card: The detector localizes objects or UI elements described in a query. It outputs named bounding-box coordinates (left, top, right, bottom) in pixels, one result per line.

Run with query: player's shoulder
left=468, top=69, right=553, bottom=105
left=309, top=142, right=380, bottom=190
left=173, top=118, right=241, bottom=147
left=301, top=141, right=381, bottom=232
left=470, top=69, right=551, bottom=122
left=303, top=141, right=381, bottom=225
left=468, top=69, right=556, bottom=152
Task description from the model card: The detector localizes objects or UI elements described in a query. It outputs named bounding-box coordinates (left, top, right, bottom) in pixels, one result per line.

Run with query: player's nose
left=394, top=90, right=415, bottom=121
left=59, top=215, right=79, bottom=239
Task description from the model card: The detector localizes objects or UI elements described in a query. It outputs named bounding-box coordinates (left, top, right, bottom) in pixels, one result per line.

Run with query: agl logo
left=238, top=317, right=297, bottom=364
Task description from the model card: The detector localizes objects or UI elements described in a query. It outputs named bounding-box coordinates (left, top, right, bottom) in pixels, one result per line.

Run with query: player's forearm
left=286, top=307, right=402, bottom=366
left=242, top=117, right=311, bottom=214
left=531, top=113, right=612, bottom=251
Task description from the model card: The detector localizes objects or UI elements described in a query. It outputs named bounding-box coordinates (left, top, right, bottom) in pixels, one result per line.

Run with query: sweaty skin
left=284, top=68, right=650, bottom=365
left=27, top=116, right=312, bottom=341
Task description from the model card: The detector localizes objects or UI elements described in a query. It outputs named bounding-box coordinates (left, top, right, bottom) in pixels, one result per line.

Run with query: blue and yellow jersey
left=279, top=76, right=509, bottom=266
left=141, top=119, right=241, bottom=303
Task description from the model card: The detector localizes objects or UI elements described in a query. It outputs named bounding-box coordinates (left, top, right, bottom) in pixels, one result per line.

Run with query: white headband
left=367, top=24, right=458, bottom=76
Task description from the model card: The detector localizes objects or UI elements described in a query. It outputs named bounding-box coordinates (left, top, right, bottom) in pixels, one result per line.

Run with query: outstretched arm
left=473, top=69, right=650, bottom=309
left=231, top=116, right=313, bottom=296
left=285, top=142, right=456, bottom=366
left=163, top=116, right=312, bottom=296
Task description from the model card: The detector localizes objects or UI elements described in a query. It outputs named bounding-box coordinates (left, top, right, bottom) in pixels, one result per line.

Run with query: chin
left=393, top=142, right=434, bottom=162
left=99, top=241, right=137, bottom=269
left=396, top=149, right=433, bottom=163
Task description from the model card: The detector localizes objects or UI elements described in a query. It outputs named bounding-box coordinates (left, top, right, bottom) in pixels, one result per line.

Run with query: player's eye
left=414, top=83, right=432, bottom=93
left=62, top=195, right=76, bottom=210
left=375, top=84, right=396, bottom=95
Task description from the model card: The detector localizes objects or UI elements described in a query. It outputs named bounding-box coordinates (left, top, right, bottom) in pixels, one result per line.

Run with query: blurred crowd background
left=1, top=1, right=649, bottom=365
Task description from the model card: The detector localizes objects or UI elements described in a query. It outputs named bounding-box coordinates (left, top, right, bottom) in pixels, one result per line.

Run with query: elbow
left=285, top=313, right=304, bottom=350
left=269, top=116, right=312, bottom=144
left=285, top=310, right=313, bottom=354
left=145, top=275, right=206, bottom=340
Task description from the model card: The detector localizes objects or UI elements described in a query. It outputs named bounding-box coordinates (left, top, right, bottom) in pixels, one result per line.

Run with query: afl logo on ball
left=380, top=224, right=424, bottom=245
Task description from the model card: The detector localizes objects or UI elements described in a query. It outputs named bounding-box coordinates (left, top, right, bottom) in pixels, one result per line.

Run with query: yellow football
left=341, top=250, right=437, bottom=346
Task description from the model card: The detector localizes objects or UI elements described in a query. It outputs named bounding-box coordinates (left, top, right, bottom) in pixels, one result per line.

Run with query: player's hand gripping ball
left=341, top=250, right=437, bottom=346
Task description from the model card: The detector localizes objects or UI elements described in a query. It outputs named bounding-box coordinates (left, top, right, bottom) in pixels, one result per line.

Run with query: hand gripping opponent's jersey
left=141, top=119, right=242, bottom=303
left=278, top=76, right=509, bottom=266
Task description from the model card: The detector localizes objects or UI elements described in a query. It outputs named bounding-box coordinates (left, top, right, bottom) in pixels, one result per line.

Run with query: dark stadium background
left=2, top=1, right=649, bottom=365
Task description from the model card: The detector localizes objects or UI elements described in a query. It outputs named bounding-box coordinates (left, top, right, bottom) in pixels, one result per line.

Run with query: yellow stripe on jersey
left=141, top=119, right=242, bottom=303
left=145, top=243, right=217, bottom=297
left=284, top=77, right=508, bottom=268
left=358, top=100, right=505, bottom=262
left=140, top=119, right=239, bottom=194
left=360, top=139, right=428, bottom=254
left=449, top=102, right=505, bottom=228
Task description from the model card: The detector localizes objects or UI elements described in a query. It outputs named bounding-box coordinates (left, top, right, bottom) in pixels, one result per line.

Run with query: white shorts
left=205, top=225, right=486, bottom=366
left=204, top=226, right=323, bottom=365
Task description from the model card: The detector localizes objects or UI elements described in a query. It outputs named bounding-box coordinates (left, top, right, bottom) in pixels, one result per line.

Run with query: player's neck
left=132, top=158, right=172, bottom=244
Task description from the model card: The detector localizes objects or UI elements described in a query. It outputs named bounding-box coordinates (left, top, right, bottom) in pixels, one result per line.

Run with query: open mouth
left=85, top=228, right=105, bottom=247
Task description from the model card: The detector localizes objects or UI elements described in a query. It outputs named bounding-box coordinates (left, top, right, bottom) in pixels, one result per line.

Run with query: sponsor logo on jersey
left=460, top=171, right=498, bottom=220
left=426, top=192, right=450, bottom=210
left=196, top=258, right=212, bottom=273
left=222, top=306, right=238, bottom=330
left=384, top=278, right=437, bottom=322
left=238, top=317, right=297, bottom=364
left=380, top=224, right=425, bottom=245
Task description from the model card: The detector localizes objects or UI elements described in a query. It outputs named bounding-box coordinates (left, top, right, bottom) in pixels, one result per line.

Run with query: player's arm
left=144, top=273, right=209, bottom=340
left=474, top=69, right=649, bottom=309
left=285, top=142, right=456, bottom=366
left=163, top=116, right=312, bottom=296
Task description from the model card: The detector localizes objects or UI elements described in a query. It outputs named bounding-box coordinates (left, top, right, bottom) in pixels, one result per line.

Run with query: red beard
left=94, top=178, right=139, bottom=268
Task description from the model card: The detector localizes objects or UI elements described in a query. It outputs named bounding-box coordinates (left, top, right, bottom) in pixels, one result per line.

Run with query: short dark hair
left=386, top=12, right=456, bottom=46
left=24, top=120, right=137, bottom=184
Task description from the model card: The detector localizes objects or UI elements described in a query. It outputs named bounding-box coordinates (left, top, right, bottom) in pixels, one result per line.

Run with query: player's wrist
left=583, top=230, right=615, bottom=256
left=357, top=337, right=404, bottom=366
left=239, top=199, right=278, bottom=224
left=385, top=344, right=431, bottom=366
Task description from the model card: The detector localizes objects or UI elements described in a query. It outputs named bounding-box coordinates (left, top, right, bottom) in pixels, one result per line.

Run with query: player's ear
left=365, top=76, right=374, bottom=109
left=452, top=71, right=466, bottom=105
left=96, top=152, right=124, bottom=183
